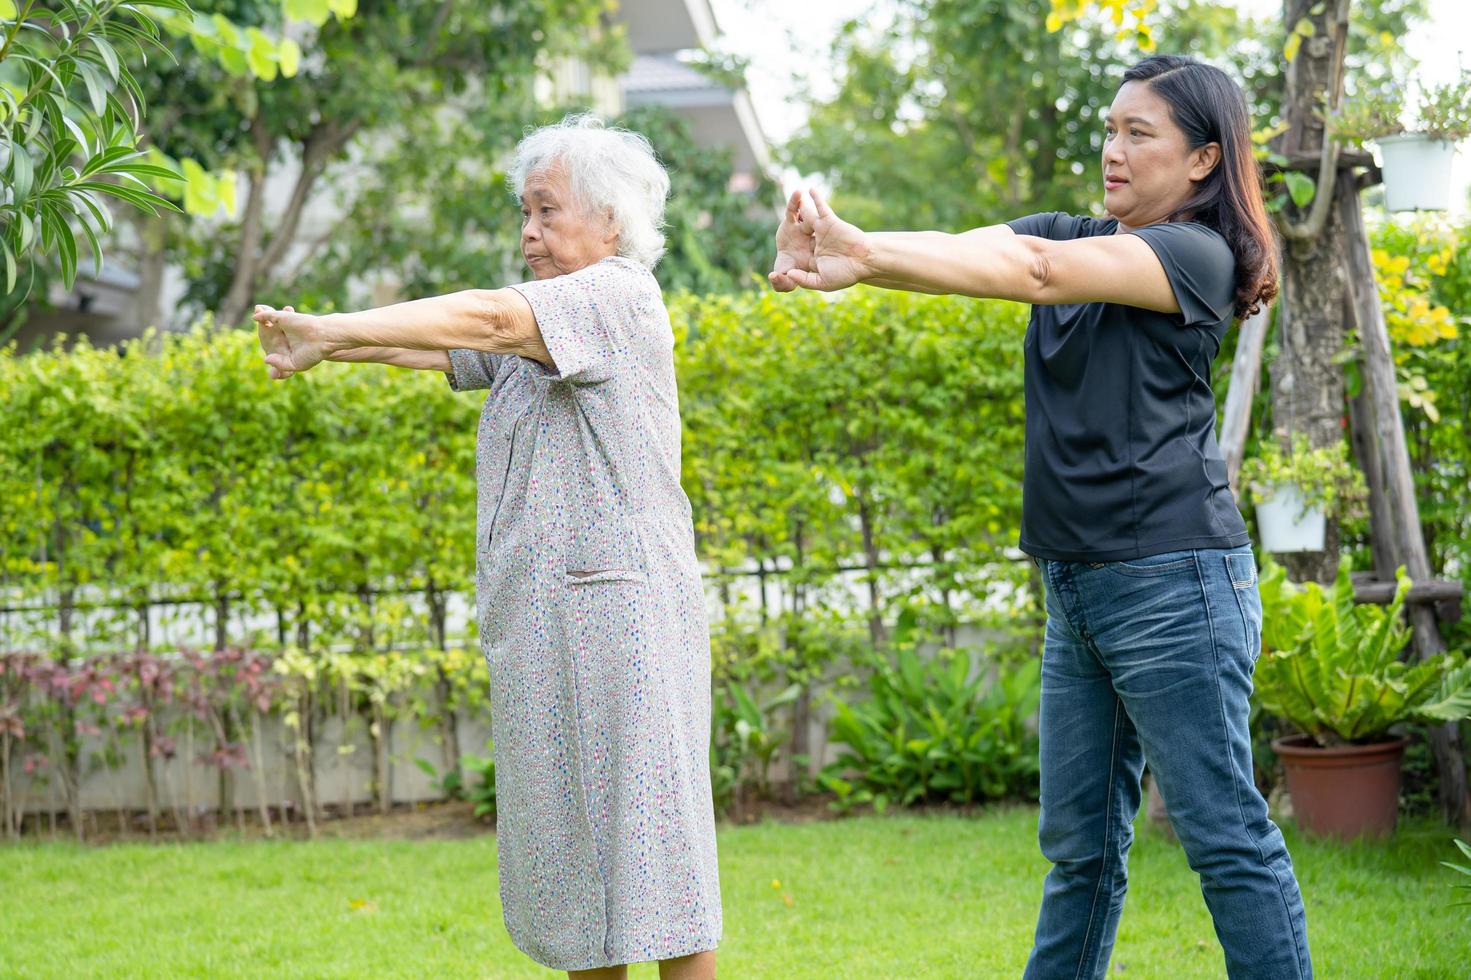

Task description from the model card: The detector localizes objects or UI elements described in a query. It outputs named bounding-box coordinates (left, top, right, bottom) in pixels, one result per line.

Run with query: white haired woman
left=251, top=115, right=721, bottom=980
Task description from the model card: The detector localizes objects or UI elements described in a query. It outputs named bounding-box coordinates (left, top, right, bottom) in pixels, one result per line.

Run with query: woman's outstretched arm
left=252, top=288, right=547, bottom=379
left=770, top=189, right=1181, bottom=314
left=325, top=346, right=452, bottom=371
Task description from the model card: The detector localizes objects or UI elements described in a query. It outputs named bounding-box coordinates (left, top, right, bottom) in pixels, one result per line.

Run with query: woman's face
left=1100, top=80, right=1221, bottom=230
left=520, top=163, right=620, bottom=279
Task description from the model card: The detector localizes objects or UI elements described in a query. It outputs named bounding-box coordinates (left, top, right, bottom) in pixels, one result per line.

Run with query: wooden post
left=1219, top=305, right=1272, bottom=492
left=1347, top=389, right=1397, bottom=580
left=1340, top=185, right=1471, bottom=826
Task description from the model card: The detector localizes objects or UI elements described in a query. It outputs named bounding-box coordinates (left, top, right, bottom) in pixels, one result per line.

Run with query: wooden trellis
left=1216, top=151, right=1468, bottom=824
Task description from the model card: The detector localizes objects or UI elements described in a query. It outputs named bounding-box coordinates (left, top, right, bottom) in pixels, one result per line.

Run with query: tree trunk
left=855, top=493, right=887, bottom=647
left=249, top=709, right=273, bottom=837
left=374, top=699, right=391, bottom=816
left=428, top=582, right=461, bottom=786
left=217, top=118, right=272, bottom=329
left=339, top=676, right=353, bottom=820
left=127, top=216, right=169, bottom=331
left=1270, top=0, right=1353, bottom=584
left=2, top=728, right=13, bottom=840
left=141, top=714, right=159, bottom=840
left=214, top=591, right=229, bottom=652
left=785, top=525, right=809, bottom=803
left=218, top=121, right=360, bottom=327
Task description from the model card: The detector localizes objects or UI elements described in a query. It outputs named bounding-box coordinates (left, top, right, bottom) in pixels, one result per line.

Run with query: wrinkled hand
left=768, top=188, right=871, bottom=293
left=253, top=304, right=327, bottom=379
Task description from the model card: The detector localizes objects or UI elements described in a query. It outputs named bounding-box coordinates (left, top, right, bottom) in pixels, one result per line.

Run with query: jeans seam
left=1074, top=696, right=1123, bottom=980
left=1197, top=558, right=1308, bottom=980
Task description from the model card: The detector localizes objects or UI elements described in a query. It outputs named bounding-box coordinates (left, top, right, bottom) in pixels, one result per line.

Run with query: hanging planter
left=1253, top=483, right=1325, bottom=553
left=1377, top=135, right=1457, bottom=212
left=1326, top=71, right=1471, bottom=213
left=1239, top=435, right=1365, bottom=555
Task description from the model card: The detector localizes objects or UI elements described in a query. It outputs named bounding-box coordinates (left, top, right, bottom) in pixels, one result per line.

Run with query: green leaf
left=48, top=210, right=78, bottom=288
left=9, top=143, right=33, bottom=204
left=285, top=0, right=332, bottom=27
left=2, top=239, right=15, bottom=294
left=1294, top=18, right=1315, bottom=37
left=180, top=157, right=218, bottom=215
left=76, top=60, right=109, bottom=116
left=1284, top=170, right=1316, bottom=208
left=278, top=38, right=302, bottom=78
left=0, top=0, right=16, bottom=19
left=246, top=27, right=278, bottom=80
left=1284, top=32, right=1302, bottom=62
left=91, top=35, right=123, bottom=81
left=74, top=179, right=184, bottom=215
left=218, top=44, right=248, bottom=76
left=75, top=210, right=105, bottom=277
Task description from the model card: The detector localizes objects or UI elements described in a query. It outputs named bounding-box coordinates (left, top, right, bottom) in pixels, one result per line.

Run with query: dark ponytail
left=1122, top=55, right=1278, bottom=319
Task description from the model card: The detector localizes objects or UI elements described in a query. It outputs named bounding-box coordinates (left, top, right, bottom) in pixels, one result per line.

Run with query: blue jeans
left=1022, top=547, right=1312, bottom=980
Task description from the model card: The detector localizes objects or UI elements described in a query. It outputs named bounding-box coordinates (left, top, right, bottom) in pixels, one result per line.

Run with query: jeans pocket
left=1103, top=549, right=1197, bottom=577
left=1225, top=551, right=1258, bottom=590
left=1233, top=581, right=1264, bottom=666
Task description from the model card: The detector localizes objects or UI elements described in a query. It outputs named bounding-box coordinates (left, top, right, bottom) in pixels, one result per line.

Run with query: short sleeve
left=1005, top=212, right=1108, bottom=241
left=506, top=256, right=660, bottom=385
left=445, top=349, right=502, bottom=392
left=1131, top=222, right=1236, bottom=328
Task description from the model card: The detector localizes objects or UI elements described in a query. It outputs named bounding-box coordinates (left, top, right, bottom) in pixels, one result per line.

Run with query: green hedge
left=0, top=289, right=1031, bottom=651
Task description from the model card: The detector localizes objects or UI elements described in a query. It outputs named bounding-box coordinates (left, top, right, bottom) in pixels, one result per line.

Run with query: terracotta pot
left=1273, top=734, right=1408, bottom=841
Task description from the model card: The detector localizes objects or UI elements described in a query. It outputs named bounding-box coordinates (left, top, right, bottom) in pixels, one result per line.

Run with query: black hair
left=1122, top=55, right=1278, bottom=319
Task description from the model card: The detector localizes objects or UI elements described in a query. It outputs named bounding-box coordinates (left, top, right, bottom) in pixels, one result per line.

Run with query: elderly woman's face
left=1100, top=80, right=1220, bottom=230
left=520, top=164, right=620, bottom=279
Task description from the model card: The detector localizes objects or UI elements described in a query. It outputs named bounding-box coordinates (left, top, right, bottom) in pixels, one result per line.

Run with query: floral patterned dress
left=445, top=256, right=721, bottom=970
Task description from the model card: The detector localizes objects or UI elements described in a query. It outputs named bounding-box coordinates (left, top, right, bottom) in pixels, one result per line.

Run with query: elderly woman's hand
left=769, top=189, right=872, bottom=292
left=253, top=304, right=329, bottom=380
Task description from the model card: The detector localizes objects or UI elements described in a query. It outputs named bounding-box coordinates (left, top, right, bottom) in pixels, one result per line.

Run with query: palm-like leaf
left=1411, top=658, right=1471, bottom=723
left=1253, top=559, right=1471, bottom=744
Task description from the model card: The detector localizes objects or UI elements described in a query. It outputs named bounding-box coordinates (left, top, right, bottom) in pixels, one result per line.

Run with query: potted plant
left=1254, top=560, right=1471, bottom=840
left=1239, top=434, right=1366, bottom=553
left=1329, top=71, right=1471, bottom=212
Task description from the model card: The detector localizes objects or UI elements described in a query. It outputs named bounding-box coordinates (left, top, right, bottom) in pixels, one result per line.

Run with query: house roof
left=622, top=54, right=771, bottom=175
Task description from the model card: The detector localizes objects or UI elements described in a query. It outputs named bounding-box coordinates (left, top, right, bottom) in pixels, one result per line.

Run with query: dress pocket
left=565, top=516, right=648, bottom=585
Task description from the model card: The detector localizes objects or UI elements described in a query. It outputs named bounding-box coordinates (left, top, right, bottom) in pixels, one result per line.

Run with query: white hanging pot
left=1255, top=483, right=1326, bottom=553
left=1376, top=134, right=1458, bottom=212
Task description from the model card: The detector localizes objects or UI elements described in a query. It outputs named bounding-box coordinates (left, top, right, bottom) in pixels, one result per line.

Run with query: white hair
left=509, top=113, right=671, bottom=269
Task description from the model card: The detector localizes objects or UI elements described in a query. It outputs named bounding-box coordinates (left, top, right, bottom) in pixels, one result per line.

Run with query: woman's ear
left=603, top=209, right=619, bottom=245
left=1189, top=142, right=1222, bottom=182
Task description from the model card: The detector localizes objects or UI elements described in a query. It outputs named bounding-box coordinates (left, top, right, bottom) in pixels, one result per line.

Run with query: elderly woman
left=252, top=115, right=721, bottom=980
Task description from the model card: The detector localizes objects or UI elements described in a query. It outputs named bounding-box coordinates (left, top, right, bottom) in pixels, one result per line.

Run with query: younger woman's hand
left=769, top=190, right=814, bottom=292
left=778, top=189, right=872, bottom=292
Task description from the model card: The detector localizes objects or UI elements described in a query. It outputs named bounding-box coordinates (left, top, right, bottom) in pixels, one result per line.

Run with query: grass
left=1, top=806, right=1465, bottom=978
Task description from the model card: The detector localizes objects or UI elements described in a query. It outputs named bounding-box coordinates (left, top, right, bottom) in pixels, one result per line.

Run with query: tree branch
left=1278, top=139, right=1341, bottom=241
left=1277, top=0, right=1352, bottom=242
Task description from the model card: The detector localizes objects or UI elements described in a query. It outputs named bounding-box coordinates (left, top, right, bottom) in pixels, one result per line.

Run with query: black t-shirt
left=1004, top=212, right=1250, bottom=561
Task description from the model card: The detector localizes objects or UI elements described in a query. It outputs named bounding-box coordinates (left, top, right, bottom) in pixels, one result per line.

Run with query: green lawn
left=1, top=807, right=1463, bottom=978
